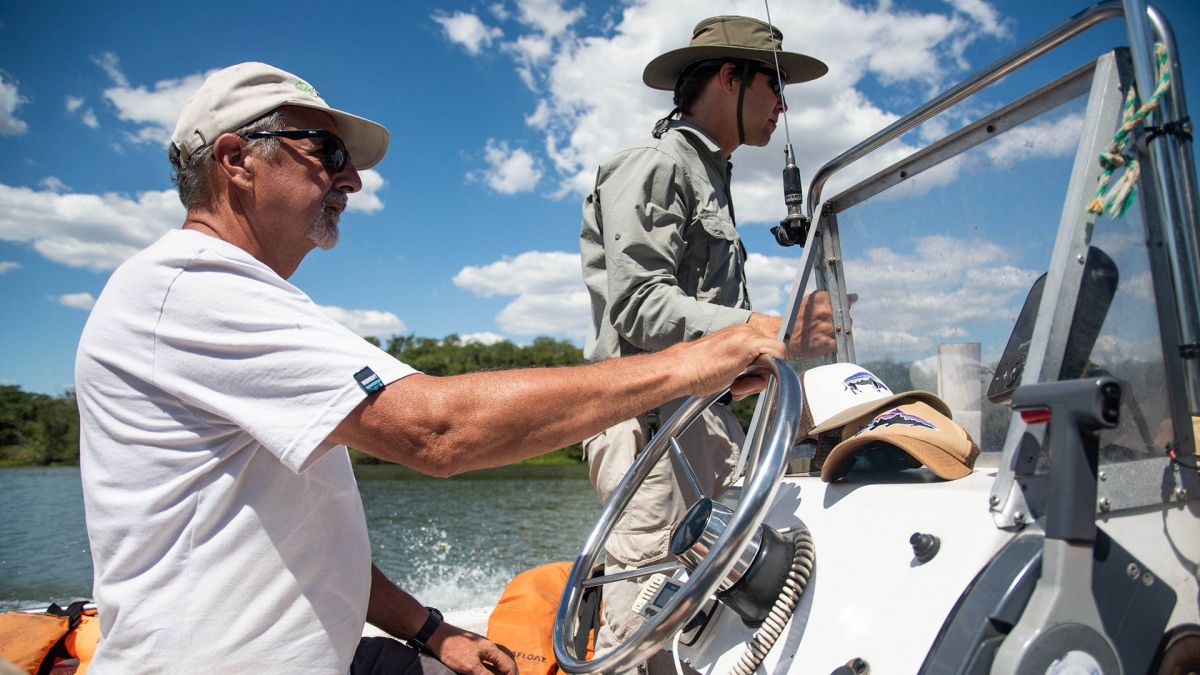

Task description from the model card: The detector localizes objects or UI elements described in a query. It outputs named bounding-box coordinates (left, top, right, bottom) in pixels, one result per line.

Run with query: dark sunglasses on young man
left=754, top=67, right=785, bottom=99
left=243, top=129, right=349, bottom=172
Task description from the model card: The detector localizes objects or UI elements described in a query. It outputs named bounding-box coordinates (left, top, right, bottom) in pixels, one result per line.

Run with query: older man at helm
left=74, top=62, right=786, bottom=674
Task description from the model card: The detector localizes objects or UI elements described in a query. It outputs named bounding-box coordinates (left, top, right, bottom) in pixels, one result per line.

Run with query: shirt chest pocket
left=689, top=212, right=744, bottom=305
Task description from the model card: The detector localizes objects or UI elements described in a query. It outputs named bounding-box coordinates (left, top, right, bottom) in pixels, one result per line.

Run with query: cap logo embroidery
left=294, top=81, right=322, bottom=99
left=843, top=371, right=887, bottom=395
left=856, top=408, right=936, bottom=435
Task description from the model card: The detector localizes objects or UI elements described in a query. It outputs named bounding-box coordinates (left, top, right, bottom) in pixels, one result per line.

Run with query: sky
left=0, top=0, right=1197, bottom=396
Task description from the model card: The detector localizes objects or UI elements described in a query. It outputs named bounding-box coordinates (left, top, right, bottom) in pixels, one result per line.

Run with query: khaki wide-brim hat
left=643, top=15, right=827, bottom=91
left=171, top=62, right=389, bottom=170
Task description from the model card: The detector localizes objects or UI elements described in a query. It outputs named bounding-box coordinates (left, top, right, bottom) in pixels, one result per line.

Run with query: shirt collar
left=668, top=120, right=730, bottom=167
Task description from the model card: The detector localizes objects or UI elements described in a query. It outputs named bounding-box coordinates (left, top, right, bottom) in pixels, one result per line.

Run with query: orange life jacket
left=0, top=602, right=97, bottom=675
left=486, top=562, right=601, bottom=675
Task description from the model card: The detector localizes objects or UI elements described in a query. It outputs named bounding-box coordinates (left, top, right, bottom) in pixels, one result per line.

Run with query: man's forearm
left=748, top=291, right=838, bottom=360
left=366, top=563, right=427, bottom=640
left=331, top=324, right=783, bottom=476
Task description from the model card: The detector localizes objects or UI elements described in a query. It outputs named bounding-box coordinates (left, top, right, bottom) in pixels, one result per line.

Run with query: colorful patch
left=294, top=80, right=322, bottom=99
left=856, top=408, right=936, bottom=435
left=354, top=366, right=383, bottom=393
left=843, top=371, right=888, bottom=395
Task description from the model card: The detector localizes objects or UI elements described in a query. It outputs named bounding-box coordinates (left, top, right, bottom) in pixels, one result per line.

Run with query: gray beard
left=308, top=191, right=347, bottom=250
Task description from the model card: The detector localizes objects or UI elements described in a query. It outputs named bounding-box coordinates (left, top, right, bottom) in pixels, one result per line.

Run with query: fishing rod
left=764, top=0, right=810, bottom=247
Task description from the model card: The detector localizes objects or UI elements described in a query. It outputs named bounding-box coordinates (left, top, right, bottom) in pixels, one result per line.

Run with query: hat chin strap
left=735, top=60, right=750, bottom=147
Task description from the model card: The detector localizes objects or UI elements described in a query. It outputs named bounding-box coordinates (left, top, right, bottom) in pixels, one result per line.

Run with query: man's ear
left=212, top=133, right=254, bottom=191
left=718, top=62, right=741, bottom=94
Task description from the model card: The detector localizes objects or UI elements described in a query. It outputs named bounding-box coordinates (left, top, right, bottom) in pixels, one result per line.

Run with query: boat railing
left=804, top=0, right=1200, bottom=416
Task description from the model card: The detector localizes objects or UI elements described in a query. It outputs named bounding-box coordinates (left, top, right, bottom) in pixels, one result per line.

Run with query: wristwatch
left=408, top=606, right=442, bottom=651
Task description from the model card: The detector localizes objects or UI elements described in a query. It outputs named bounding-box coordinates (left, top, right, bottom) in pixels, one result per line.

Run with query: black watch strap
left=409, top=606, right=442, bottom=651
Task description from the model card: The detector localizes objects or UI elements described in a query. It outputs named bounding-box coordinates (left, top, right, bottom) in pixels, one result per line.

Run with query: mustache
left=324, top=191, right=348, bottom=211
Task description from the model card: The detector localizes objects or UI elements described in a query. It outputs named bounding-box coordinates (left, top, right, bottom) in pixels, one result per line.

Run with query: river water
left=0, top=464, right=601, bottom=613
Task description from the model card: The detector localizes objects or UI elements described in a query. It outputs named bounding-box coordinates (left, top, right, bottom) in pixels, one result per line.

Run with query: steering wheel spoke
left=668, top=436, right=706, bottom=507
left=580, top=560, right=685, bottom=589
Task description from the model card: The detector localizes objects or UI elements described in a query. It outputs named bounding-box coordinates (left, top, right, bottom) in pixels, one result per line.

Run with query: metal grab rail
left=806, top=0, right=1200, bottom=418
left=1138, top=3, right=1200, bottom=415
left=808, top=1, right=1122, bottom=214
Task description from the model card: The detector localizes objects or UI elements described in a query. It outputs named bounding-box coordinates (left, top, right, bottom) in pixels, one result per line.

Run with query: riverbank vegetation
left=0, top=386, right=79, bottom=466
left=1, top=334, right=595, bottom=467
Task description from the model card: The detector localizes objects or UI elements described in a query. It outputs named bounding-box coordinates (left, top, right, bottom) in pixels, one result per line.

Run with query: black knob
left=910, top=532, right=940, bottom=563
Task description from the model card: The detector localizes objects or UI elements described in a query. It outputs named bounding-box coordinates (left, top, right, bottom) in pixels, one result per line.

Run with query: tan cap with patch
left=170, top=62, right=389, bottom=170
left=821, top=401, right=980, bottom=482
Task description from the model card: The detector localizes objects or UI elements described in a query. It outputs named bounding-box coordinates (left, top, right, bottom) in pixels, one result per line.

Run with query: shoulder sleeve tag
left=354, top=367, right=384, bottom=394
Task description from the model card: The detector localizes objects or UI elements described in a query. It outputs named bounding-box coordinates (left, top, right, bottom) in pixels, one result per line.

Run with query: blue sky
left=1, top=0, right=1197, bottom=396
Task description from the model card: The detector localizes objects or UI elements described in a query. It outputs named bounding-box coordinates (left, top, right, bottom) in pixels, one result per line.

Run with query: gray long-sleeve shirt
left=581, top=121, right=753, bottom=362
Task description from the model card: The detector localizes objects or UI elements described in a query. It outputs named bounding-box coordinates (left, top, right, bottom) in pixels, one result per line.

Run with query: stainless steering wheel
left=553, top=357, right=802, bottom=674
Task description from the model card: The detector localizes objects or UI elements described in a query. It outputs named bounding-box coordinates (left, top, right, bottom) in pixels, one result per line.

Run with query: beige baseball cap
left=821, top=401, right=981, bottom=482
left=170, top=62, right=389, bottom=170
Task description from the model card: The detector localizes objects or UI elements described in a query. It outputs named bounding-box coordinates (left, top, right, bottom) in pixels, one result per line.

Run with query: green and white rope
left=1086, top=42, right=1171, bottom=218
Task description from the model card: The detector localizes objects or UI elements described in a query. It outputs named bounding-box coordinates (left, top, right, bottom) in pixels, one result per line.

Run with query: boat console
left=554, top=1, right=1200, bottom=673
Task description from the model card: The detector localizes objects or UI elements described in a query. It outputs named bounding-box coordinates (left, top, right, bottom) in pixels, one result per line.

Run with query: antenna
left=765, top=0, right=810, bottom=247
left=763, top=0, right=791, bottom=147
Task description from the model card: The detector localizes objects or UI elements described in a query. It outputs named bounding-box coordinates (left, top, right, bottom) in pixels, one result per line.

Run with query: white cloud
left=461, top=331, right=509, bottom=345
left=433, top=12, right=503, bottom=55
left=454, top=250, right=580, bottom=296
left=945, top=0, right=1011, bottom=39
left=0, top=183, right=184, bottom=271
left=319, top=305, right=407, bottom=338
left=68, top=96, right=100, bottom=129
left=1122, top=270, right=1155, bottom=305
left=0, top=261, right=20, bottom=275
left=53, top=292, right=96, bottom=311
left=514, top=0, right=584, bottom=37
left=981, top=113, right=1083, bottom=168
left=495, top=289, right=590, bottom=336
left=348, top=169, right=386, bottom=213
left=39, top=176, right=70, bottom=193
left=90, top=52, right=129, bottom=88
left=453, top=250, right=588, bottom=336
left=94, top=53, right=214, bottom=145
left=841, top=236, right=1038, bottom=359
left=0, top=73, right=29, bottom=136
left=447, top=0, right=1010, bottom=221
left=745, top=253, right=800, bottom=314
left=1090, top=334, right=1162, bottom=365
left=472, top=139, right=542, bottom=194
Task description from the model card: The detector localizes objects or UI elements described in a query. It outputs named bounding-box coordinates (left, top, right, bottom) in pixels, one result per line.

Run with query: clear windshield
left=799, top=92, right=1174, bottom=465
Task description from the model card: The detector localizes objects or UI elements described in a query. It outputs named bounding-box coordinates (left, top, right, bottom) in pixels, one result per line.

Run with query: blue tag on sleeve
left=354, top=367, right=384, bottom=393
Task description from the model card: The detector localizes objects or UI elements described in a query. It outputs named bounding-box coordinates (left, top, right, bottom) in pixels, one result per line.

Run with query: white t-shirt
left=75, top=229, right=416, bottom=673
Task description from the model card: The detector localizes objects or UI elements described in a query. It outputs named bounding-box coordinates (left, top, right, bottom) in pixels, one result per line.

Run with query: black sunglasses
left=753, top=67, right=785, bottom=99
left=243, top=129, right=349, bottom=172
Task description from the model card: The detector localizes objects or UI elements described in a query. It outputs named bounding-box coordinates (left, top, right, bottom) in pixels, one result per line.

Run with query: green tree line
left=0, top=335, right=595, bottom=467
left=0, top=386, right=80, bottom=466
